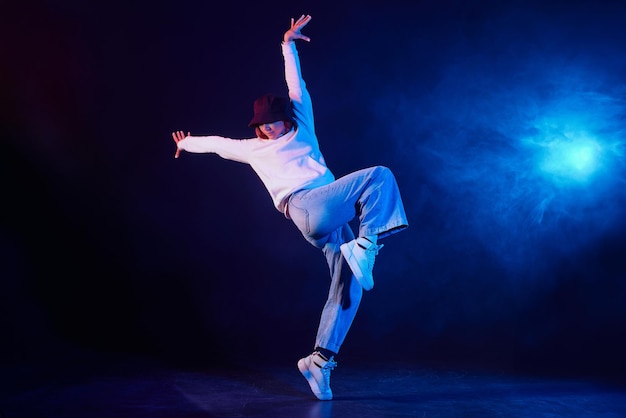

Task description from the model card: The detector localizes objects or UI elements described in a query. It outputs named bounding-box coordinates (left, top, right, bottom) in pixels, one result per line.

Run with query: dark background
left=2, top=0, right=626, bottom=379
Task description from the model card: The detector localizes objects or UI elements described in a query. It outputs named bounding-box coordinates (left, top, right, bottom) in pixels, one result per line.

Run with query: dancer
left=172, top=14, right=408, bottom=400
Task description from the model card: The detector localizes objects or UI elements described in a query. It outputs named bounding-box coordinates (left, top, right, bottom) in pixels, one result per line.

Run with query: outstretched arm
left=171, top=130, right=253, bottom=163
left=283, top=14, right=312, bottom=43
left=172, top=16, right=312, bottom=159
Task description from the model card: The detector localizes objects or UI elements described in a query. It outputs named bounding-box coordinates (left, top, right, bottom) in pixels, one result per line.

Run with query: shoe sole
left=298, top=358, right=333, bottom=401
left=340, top=241, right=374, bottom=291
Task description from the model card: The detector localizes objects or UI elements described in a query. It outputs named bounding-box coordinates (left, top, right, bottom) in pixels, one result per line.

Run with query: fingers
left=287, top=14, right=311, bottom=42
left=171, top=130, right=187, bottom=142
left=172, top=130, right=187, bottom=158
left=295, top=34, right=311, bottom=42
left=295, top=15, right=311, bottom=30
left=295, top=14, right=311, bottom=25
left=290, top=14, right=311, bottom=30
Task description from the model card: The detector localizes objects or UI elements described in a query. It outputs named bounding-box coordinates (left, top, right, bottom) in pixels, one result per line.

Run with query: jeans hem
left=362, top=222, right=408, bottom=239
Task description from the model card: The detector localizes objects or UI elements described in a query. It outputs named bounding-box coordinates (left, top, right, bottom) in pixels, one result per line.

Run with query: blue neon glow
left=516, top=93, right=625, bottom=193
left=376, top=45, right=626, bottom=280
left=538, top=135, right=601, bottom=181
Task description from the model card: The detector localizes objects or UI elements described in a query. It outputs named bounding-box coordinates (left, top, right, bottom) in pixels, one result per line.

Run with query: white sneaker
left=340, top=237, right=383, bottom=291
left=297, top=351, right=337, bottom=401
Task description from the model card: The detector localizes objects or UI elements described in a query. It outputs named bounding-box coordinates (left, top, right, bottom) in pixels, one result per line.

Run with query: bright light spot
left=539, top=134, right=603, bottom=183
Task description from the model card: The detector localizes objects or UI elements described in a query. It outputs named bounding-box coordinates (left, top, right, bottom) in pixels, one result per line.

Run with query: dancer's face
left=259, top=121, right=288, bottom=140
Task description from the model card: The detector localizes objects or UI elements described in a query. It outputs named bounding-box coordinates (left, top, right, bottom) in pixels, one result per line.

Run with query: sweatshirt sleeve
left=282, top=41, right=314, bottom=133
left=177, top=135, right=253, bottom=164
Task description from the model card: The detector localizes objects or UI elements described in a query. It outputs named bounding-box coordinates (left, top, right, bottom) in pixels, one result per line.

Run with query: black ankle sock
left=315, top=347, right=336, bottom=360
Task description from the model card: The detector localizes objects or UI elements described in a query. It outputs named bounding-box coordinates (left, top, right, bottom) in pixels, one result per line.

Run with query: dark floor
left=2, top=350, right=626, bottom=418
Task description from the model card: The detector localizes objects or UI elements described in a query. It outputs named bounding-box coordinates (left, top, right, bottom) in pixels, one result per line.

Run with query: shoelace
left=365, top=244, right=384, bottom=266
left=320, top=358, right=337, bottom=383
left=366, top=243, right=384, bottom=254
left=323, top=358, right=337, bottom=370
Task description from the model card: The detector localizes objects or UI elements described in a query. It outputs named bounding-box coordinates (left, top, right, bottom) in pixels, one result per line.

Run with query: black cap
left=248, top=94, right=293, bottom=127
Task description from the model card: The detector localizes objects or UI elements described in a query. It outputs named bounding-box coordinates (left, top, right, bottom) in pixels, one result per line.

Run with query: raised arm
left=281, top=15, right=315, bottom=133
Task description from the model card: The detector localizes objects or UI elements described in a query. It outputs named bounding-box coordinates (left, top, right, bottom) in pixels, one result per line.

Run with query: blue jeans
left=287, top=166, right=408, bottom=354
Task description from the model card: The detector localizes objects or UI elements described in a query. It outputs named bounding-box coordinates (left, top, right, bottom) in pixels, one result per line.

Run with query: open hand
left=284, top=14, right=312, bottom=43
left=171, top=130, right=190, bottom=158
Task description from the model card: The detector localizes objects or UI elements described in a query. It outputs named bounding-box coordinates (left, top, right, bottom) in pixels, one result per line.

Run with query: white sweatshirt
left=177, top=41, right=335, bottom=215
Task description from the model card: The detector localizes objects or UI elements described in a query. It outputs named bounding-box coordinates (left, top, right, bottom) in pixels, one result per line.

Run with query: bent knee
left=373, top=165, right=395, bottom=180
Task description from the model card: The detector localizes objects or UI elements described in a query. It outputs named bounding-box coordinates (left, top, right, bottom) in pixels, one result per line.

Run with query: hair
left=255, top=120, right=295, bottom=139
